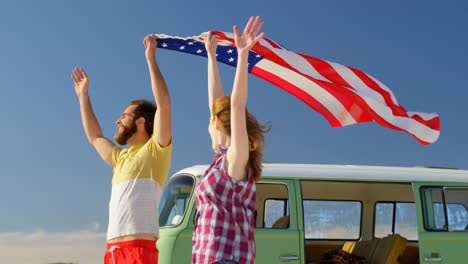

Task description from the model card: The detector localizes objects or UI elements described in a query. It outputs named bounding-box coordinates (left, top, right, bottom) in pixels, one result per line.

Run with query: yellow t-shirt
left=107, top=137, right=172, bottom=241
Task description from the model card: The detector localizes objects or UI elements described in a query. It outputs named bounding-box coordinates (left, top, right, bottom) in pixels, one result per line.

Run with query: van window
left=303, top=200, right=361, bottom=239
left=374, top=202, right=418, bottom=240
left=159, top=175, right=195, bottom=227
left=421, top=187, right=468, bottom=231
left=264, top=199, right=289, bottom=228
left=256, top=183, right=289, bottom=228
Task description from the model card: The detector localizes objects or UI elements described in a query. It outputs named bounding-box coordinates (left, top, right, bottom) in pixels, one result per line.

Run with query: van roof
left=173, top=163, right=468, bottom=183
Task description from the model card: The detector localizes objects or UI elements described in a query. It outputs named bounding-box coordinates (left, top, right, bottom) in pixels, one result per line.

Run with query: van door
left=158, top=174, right=196, bottom=263
left=414, top=183, right=468, bottom=263
left=254, top=180, right=303, bottom=264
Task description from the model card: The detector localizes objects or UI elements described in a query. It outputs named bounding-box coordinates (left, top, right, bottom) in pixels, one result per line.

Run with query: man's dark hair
left=129, top=99, right=156, bottom=137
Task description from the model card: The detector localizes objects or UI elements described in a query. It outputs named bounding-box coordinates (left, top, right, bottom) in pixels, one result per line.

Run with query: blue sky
left=1, top=0, right=467, bottom=262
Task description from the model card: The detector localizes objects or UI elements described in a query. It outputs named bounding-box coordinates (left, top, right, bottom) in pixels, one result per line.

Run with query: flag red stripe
left=411, top=114, right=441, bottom=131
left=349, top=67, right=440, bottom=131
left=297, top=53, right=353, bottom=89
left=262, top=38, right=282, bottom=49
left=250, top=49, right=372, bottom=123
left=349, top=67, right=401, bottom=111
left=251, top=66, right=343, bottom=127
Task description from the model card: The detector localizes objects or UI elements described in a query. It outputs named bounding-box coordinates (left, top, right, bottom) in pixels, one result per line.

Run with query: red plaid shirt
left=192, top=146, right=256, bottom=264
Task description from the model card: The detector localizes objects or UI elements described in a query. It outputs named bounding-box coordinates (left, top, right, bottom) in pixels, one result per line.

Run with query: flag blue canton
left=157, top=37, right=263, bottom=72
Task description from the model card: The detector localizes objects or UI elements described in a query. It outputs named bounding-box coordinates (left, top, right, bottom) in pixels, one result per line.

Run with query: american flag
left=155, top=31, right=440, bottom=145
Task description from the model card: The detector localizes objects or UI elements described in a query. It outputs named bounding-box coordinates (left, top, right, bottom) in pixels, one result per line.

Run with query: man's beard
left=114, top=121, right=137, bottom=145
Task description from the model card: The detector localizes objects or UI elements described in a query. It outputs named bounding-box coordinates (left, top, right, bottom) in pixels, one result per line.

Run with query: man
left=71, top=34, right=172, bottom=264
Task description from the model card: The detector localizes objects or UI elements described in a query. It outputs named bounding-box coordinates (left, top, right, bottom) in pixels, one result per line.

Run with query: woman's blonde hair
left=212, top=96, right=271, bottom=181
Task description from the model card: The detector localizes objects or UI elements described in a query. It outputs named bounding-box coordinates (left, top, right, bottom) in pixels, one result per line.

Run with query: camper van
left=157, top=164, right=468, bottom=264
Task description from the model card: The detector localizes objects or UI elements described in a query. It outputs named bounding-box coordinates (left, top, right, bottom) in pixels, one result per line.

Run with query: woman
left=191, top=16, right=270, bottom=264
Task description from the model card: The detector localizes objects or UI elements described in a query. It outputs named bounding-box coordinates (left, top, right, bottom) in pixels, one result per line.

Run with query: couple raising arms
left=71, top=16, right=269, bottom=264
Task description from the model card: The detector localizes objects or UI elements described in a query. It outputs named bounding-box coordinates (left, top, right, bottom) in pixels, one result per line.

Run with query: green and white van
left=157, top=164, right=468, bottom=264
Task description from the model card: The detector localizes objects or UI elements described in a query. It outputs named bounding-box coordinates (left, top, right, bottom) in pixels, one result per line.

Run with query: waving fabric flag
left=155, top=31, right=440, bottom=145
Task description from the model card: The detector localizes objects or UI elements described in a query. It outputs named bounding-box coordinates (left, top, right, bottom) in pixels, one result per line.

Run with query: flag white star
left=196, top=49, right=203, bottom=54
left=227, top=49, right=233, bottom=54
left=162, top=43, right=168, bottom=47
left=188, top=42, right=194, bottom=45
left=255, top=54, right=261, bottom=58
left=179, top=46, right=185, bottom=50
left=229, top=57, right=234, bottom=62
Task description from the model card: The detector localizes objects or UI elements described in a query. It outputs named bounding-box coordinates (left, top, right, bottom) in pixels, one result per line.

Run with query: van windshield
left=159, top=175, right=195, bottom=227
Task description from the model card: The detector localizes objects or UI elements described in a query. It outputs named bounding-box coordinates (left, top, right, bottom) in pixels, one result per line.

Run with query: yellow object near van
left=157, top=164, right=468, bottom=264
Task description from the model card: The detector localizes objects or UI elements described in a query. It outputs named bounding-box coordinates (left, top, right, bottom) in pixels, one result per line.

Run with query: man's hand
left=71, top=67, right=89, bottom=97
left=204, top=31, right=218, bottom=56
left=144, top=34, right=157, bottom=59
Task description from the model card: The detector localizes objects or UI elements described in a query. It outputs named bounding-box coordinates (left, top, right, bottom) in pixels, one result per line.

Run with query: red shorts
left=104, top=239, right=158, bottom=264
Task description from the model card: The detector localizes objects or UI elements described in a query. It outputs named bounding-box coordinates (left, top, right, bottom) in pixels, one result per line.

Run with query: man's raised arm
left=143, top=35, right=172, bottom=147
left=71, top=67, right=114, bottom=166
